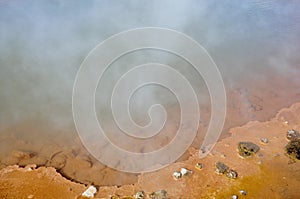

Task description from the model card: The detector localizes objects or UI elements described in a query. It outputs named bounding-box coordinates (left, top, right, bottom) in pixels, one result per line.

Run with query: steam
left=0, top=0, right=300, bottom=137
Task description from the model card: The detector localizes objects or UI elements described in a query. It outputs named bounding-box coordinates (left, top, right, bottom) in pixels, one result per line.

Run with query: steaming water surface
left=0, top=0, right=300, bottom=186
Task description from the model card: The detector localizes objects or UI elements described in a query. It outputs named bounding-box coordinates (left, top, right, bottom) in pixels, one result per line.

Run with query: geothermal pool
left=0, top=0, right=300, bottom=198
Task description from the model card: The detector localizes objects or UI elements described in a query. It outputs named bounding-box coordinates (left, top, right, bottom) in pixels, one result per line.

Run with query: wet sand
left=1, top=101, right=300, bottom=198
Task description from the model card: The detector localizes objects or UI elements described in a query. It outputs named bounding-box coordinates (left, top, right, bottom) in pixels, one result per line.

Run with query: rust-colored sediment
left=1, top=103, right=300, bottom=198
left=0, top=165, right=85, bottom=199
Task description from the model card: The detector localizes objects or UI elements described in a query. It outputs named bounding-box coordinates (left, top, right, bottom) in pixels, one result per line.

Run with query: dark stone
left=215, top=162, right=228, bottom=174
left=238, top=142, right=260, bottom=157
left=285, top=139, right=300, bottom=161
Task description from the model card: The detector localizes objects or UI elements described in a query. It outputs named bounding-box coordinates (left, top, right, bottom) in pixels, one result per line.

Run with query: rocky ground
left=1, top=102, right=300, bottom=198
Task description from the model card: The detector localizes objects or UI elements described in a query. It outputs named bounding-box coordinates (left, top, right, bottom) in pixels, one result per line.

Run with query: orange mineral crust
left=1, top=103, right=300, bottom=198
left=0, top=165, right=86, bottom=199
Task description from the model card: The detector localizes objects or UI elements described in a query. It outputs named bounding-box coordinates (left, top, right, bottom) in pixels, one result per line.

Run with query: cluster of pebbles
left=168, top=140, right=262, bottom=198
left=172, top=167, right=193, bottom=180
left=215, top=162, right=238, bottom=179
left=229, top=129, right=300, bottom=198
left=165, top=139, right=264, bottom=198
left=110, top=142, right=263, bottom=199
left=231, top=189, right=247, bottom=199
left=1, top=128, right=299, bottom=198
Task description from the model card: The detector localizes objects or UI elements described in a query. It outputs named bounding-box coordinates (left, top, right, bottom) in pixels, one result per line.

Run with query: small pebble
left=134, top=191, right=145, bottom=199
left=226, top=169, right=238, bottom=179
left=173, top=171, right=182, bottom=180
left=260, top=138, right=269, bottom=144
left=195, top=163, right=204, bottom=170
left=231, top=194, right=238, bottom=199
left=82, top=186, right=97, bottom=198
left=286, top=129, right=300, bottom=141
left=180, top=168, right=192, bottom=176
left=239, top=190, right=247, bottom=195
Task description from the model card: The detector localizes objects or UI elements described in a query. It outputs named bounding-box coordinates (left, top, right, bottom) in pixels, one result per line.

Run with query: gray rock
left=149, top=190, right=167, bottom=199
left=215, top=162, right=228, bottom=174
left=238, top=142, right=260, bottom=157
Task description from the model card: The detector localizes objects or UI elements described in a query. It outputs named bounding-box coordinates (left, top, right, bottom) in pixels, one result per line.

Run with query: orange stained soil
left=0, top=102, right=300, bottom=198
